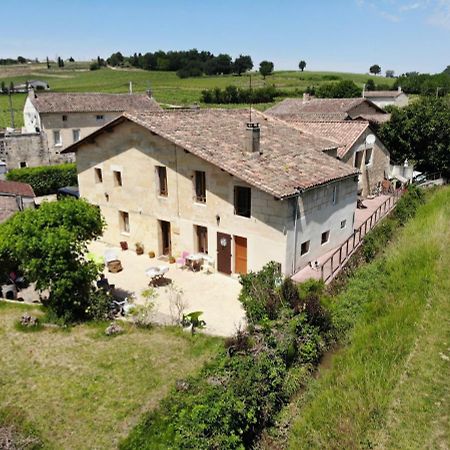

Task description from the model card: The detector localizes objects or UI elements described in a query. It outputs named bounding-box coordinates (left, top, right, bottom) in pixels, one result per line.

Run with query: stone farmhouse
left=274, top=120, right=390, bottom=197
left=63, top=109, right=358, bottom=276
left=266, top=96, right=390, bottom=125
left=21, top=91, right=161, bottom=165
left=363, top=87, right=409, bottom=108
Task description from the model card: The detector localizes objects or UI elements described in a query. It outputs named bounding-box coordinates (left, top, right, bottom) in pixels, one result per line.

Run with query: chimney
left=245, top=122, right=261, bottom=154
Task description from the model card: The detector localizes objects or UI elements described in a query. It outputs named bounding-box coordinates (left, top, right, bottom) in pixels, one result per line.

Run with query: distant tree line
left=106, top=49, right=254, bottom=78
left=201, top=85, right=279, bottom=104
left=306, top=80, right=362, bottom=98
left=393, top=70, right=450, bottom=96
left=0, top=56, right=30, bottom=65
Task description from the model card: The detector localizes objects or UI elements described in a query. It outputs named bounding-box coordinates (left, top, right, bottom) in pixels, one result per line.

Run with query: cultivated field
left=0, top=301, right=221, bottom=449
left=0, top=62, right=394, bottom=128
left=288, top=186, right=450, bottom=449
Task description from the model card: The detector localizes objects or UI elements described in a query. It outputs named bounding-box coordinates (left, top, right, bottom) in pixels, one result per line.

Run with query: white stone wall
left=286, top=177, right=358, bottom=274
left=23, top=97, right=41, bottom=133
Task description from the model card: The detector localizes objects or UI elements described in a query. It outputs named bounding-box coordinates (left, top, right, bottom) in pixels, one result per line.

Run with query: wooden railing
left=321, top=190, right=403, bottom=284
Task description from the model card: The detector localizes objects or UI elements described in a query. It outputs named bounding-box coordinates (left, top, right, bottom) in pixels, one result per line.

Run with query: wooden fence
left=321, top=191, right=402, bottom=284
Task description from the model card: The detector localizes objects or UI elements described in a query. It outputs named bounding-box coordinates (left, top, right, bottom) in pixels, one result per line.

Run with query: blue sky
left=3, top=0, right=449, bottom=74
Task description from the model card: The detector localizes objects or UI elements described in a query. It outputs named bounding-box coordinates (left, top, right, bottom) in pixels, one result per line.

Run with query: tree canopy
left=370, top=64, right=381, bottom=75
left=378, top=97, right=450, bottom=176
left=259, top=60, right=274, bottom=79
left=234, top=55, right=253, bottom=76
left=299, top=60, right=306, bottom=72
left=316, top=80, right=361, bottom=98
left=0, top=199, right=105, bottom=322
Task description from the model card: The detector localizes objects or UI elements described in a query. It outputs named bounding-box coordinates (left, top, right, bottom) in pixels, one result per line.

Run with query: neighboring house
left=363, top=87, right=409, bottom=108
left=0, top=180, right=35, bottom=223
left=278, top=120, right=390, bottom=197
left=23, top=91, right=161, bottom=164
left=13, top=80, right=50, bottom=92
left=265, top=96, right=390, bottom=125
left=63, top=109, right=359, bottom=276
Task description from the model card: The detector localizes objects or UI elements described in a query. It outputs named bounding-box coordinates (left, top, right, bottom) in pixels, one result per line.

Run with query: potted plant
left=169, top=255, right=176, bottom=264
left=135, top=242, right=144, bottom=255
left=148, top=250, right=155, bottom=258
left=120, top=241, right=128, bottom=251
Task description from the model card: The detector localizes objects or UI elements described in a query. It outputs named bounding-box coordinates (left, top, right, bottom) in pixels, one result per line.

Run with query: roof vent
left=245, top=122, right=261, bottom=154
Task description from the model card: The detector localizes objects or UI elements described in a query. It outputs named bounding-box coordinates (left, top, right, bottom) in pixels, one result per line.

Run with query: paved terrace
left=88, top=241, right=245, bottom=337
left=292, top=194, right=392, bottom=284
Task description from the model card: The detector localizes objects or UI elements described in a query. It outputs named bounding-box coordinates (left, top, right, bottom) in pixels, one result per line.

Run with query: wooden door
left=160, top=220, right=171, bottom=256
left=234, top=236, right=247, bottom=275
left=217, top=232, right=231, bottom=274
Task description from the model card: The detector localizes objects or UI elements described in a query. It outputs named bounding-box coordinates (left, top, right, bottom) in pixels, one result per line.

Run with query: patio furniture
left=176, top=251, right=190, bottom=269
left=201, top=255, right=215, bottom=274
left=146, top=265, right=170, bottom=286
left=186, top=252, right=208, bottom=272
left=104, top=249, right=123, bottom=273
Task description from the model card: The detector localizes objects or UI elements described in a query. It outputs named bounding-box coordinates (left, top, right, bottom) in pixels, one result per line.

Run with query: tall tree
left=385, top=69, right=395, bottom=78
left=259, top=60, right=274, bottom=79
left=369, top=64, right=381, bottom=76
left=298, top=60, right=306, bottom=72
left=233, top=55, right=253, bottom=76
left=46, top=56, right=50, bottom=69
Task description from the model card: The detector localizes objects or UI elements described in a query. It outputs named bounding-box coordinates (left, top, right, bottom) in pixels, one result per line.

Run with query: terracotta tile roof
left=364, top=91, right=402, bottom=98
left=265, top=97, right=387, bottom=121
left=30, top=92, right=161, bottom=114
left=0, top=180, right=35, bottom=197
left=354, top=113, right=391, bottom=124
left=283, top=120, right=369, bottom=158
left=64, top=109, right=357, bottom=199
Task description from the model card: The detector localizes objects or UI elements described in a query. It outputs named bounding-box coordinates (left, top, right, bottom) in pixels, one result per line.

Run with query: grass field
left=0, top=62, right=394, bottom=128
left=288, top=186, right=450, bottom=449
left=0, top=301, right=221, bottom=449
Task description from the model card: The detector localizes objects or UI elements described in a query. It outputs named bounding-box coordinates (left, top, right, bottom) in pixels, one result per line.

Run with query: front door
left=234, top=236, right=247, bottom=275
left=160, top=220, right=171, bottom=256
left=217, top=232, right=231, bottom=274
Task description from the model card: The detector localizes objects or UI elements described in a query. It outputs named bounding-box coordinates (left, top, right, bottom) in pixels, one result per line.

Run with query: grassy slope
left=288, top=187, right=450, bottom=449
left=0, top=62, right=394, bottom=128
left=0, top=302, right=221, bottom=449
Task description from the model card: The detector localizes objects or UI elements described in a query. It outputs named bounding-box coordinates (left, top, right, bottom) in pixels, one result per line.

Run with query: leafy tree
left=0, top=199, right=105, bottom=322
left=365, top=79, right=376, bottom=91
left=46, top=56, right=50, bottom=69
left=316, top=80, right=361, bottom=98
left=443, top=65, right=450, bottom=75
left=369, top=64, right=381, bottom=76
left=385, top=69, right=395, bottom=78
left=57, top=56, right=64, bottom=68
left=107, top=51, right=124, bottom=67
left=233, top=54, right=253, bottom=75
left=299, top=60, right=306, bottom=72
left=378, top=97, right=450, bottom=176
left=394, top=72, right=450, bottom=95
left=259, top=60, right=274, bottom=79
left=68, top=56, right=75, bottom=62
left=17, top=56, right=26, bottom=64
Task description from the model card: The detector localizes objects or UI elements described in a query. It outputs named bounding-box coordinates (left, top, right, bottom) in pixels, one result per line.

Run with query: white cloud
left=427, top=0, right=450, bottom=29
left=399, top=2, right=422, bottom=11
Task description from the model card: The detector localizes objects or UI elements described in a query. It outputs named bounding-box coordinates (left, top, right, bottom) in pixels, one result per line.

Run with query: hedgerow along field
left=0, top=301, right=222, bottom=449
left=286, top=186, right=450, bottom=449
left=0, top=61, right=395, bottom=128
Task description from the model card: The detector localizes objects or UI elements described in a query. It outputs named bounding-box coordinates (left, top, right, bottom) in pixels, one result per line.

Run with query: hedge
left=6, top=163, right=77, bottom=196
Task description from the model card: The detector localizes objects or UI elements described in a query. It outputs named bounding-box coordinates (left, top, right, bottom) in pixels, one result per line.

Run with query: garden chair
left=176, top=251, right=190, bottom=269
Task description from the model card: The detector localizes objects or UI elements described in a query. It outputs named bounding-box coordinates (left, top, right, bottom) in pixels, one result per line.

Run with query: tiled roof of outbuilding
left=64, top=108, right=357, bottom=198
left=30, top=92, right=161, bottom=113
left=0, top=180, right=35, bottom=197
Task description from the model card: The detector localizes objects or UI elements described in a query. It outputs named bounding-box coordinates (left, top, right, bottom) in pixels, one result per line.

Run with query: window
left=96, top=115, right=104, bottom=121
left=300, top=240, right=310, bottom=256
left=194, top=171, right=206, bottom=203
left=332, top=185, right=338, bottom=205
left=94, top=167, right=103, bottom=183
left=113, top=170, right=122, bottom=187
left=53, top=130, right=62, bottom=146
left=62, top=115, right=68, bottom=122
left=157, top=166, right=168, bottom=196
left=72, top=129, right=80, bottom=142
left=234, top=186, right=251, bottom=218
left=321, top=230, right=330, bottom=245
left=19, top=161, right=27, bottom=168
left=354, top=151, right=364, bottom=169
left=365, top=148, right=373, bottom=165
left=119, top=211, right=130, bottom=233
left=340, top=219, right=347, bottom=229
left=196, top=225, right=208, bottom=253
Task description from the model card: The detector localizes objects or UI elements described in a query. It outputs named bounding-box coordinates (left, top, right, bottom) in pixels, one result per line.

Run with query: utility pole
left=8, top=88, right=15, bottom=129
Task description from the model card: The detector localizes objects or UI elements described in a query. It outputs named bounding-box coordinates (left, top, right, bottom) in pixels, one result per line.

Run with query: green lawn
left=0, top=301, right=221, bottom=449
left=0, top=63, right=395, bottom=128
left=288, top=186, right=450, bottom=449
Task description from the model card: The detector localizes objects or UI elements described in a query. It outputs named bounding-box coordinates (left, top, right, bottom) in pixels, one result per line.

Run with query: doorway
left=234, top=235, right=247, bottom=275
left=159, top=220, right=171, bottom=256
left=196, top=225, right=208, bottom=253
left=217, top=232, right=231, bottom=274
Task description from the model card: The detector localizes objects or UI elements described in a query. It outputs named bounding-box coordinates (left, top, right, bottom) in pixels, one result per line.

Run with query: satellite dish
left=365, top=134, right=376, bottom=146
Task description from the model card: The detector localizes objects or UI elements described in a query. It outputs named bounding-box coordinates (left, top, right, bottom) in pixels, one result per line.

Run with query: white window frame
left=321, top=230, right=330, bottom=245
left=53, top=130, right=62, bottom=147
left=72, top=129, right=81, bottom=142
left=300, top=240, right=310, bottom=256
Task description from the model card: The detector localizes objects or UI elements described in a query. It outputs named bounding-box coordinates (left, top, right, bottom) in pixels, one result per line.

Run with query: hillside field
left=0, top=62, right=394, bottom=128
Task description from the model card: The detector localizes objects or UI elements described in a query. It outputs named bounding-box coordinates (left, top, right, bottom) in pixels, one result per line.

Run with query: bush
left=85, top=290, right=113, bottom=321
left=315, top=80, right=361, bottom=98
left=6, top=163, right=77, bottom=196
left=201, top=85, right=278, bottom=104
left=362, top=218, right=396, bottom=262
left=393, top=185, right=425, bottom=225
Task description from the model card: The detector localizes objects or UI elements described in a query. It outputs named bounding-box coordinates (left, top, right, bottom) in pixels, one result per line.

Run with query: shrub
left=315, top=80, right=361, bottom=98
left=393, top=185, right=425, bottom=225
left=89, top=62, right=100, bottom=71
left=85, top=290, right=113, bottom=321
left=6, top=163, right=77, bottom=196
left=201, top=85, right=278, bottom=104
left=362, top=218, right=396, bottom=262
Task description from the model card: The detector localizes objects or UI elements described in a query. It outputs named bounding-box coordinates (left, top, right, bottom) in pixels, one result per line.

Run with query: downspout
left=292, top=193, right=300, bottom=275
